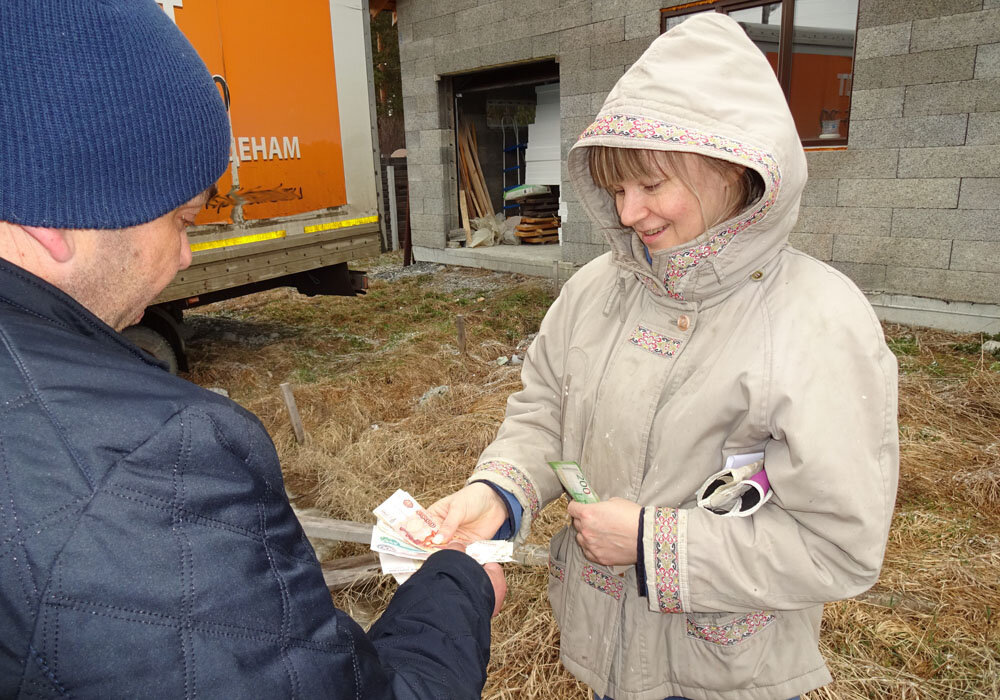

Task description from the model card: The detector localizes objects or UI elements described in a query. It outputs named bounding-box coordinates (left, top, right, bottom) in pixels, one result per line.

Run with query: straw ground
left=183, top=253, right=999, bottom=699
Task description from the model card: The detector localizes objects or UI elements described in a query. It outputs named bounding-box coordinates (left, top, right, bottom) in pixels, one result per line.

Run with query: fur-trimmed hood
left=567, top=12, right=808, bottom=304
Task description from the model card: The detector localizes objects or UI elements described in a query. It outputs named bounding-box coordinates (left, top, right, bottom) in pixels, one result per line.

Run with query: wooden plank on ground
left=321, top=553, right=383, bottom=590
left=298, top=514, right=373, bottom=544
left=299, top=514, right=549, bottom=567
left=511, top=543, right=548, bottom=567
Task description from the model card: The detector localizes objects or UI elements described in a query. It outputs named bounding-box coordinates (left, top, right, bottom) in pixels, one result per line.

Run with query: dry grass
left=182, top=254, right=999, bottom=699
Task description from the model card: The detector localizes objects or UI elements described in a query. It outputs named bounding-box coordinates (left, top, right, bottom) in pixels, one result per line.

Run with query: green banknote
left=548, top=461, right=599, bottom=503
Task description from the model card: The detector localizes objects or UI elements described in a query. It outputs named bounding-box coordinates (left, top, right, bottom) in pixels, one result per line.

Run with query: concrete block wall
left=793, top=0, right=1000, bottom=307
left=396, top=0, right=1000, bottom=318
left=395, top=0, right=662, bottom=258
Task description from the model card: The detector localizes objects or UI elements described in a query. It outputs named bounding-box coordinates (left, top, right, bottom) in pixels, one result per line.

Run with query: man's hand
left=440, top=540, right=507, bottom=617
left=482, top=563, right=507, bottom=617
left=427, top=482, right=508, bottom=544
left=566, top=497, right=642, bottom=566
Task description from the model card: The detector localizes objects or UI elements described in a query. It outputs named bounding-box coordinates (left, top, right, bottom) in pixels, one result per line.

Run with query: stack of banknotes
left=371, top=489, right=514, bottom=583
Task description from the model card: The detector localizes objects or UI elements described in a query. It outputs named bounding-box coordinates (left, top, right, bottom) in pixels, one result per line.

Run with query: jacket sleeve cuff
left=473, top=480, right=523, bottom=540
left=642, top=506, right=688, bottom=614
left=470, top=460, right=541, bottom=545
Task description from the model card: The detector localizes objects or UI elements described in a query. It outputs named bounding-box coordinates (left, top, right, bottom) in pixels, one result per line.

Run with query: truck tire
left=122, top=325, right=179, bottom=374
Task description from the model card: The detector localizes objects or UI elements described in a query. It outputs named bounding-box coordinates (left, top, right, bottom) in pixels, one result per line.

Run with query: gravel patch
left=369, top=261, right=528, bottom=295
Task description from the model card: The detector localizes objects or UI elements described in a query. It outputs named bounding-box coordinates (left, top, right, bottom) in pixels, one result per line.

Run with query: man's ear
left=21, top=226, right=74, bottom=263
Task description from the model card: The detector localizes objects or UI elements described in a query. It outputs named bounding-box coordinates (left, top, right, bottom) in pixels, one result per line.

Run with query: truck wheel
left=122, top=325, right=179, bottom=374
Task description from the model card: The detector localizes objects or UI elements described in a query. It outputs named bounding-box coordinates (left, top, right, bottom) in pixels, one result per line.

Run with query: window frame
left=660, top=0, right=856, bottom=147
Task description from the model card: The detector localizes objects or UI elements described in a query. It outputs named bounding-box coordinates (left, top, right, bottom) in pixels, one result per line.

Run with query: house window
left=660, top=0, right=858, bottom=146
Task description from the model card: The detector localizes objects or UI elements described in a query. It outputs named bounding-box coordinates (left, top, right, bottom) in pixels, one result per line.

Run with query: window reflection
left=663, top=9, right=711, bottom=32
left=660, top=1, right=859, bottom=144
left=789, top=0, right=857, bottom=141
left=729, top=3, right=782, bottom=59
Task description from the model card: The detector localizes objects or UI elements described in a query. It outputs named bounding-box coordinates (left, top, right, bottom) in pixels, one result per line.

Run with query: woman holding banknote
left=429, top=12, right=899, bottom=700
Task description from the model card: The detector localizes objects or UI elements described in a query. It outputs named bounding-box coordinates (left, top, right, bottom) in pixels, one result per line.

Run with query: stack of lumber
left=512, top=187, right=559, bottom=244
left=457, top=121, right=493, bottom=239
left=514, top=215, right=559, bottom=243
left=519, top=189, right=559, bottom=218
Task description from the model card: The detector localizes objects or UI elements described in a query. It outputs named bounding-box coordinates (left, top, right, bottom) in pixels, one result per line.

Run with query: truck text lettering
left=234, top=136, right=301, bottom=163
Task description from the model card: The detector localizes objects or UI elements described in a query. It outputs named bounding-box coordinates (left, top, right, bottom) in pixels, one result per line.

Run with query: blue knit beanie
left=0, top=0, right=231, bottom=229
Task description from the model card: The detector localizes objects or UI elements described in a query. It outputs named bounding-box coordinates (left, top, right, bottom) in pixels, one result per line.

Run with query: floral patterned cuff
left=646, top=506, right=684, bottom=614
left=472, top=459, right=541, bottom=521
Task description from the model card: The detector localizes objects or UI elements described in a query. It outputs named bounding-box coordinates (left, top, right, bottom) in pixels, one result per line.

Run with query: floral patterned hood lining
left=567, top=13, right=808, bottom=304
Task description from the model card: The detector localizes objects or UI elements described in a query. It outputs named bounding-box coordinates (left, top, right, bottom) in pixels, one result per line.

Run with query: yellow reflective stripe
left=190, top=230, right=286, bottom=252
left=303, top=214, right=378, bottom=234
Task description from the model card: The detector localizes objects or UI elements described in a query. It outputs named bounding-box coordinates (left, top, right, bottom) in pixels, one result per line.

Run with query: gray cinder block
left=855, top=22, right=911, bottom=59
left=885, top=266, right=1000, bottom=304
left=898, top=145, right=1000, bottom=178
left=805, top=149, right=899, bottom=179
left=854, top=47, right=976, bottom=89
left=892, top=208, right=1000, bottom=241
left=951, top=240, right=1000, bottom=272
left=850, top=88, right=905, bottom=119
left=959, top=179, right=1000, bottom=209
left=788, top=232, right=834, bottom=260
left=848, top=114, right=968, bottom=148
left=833, top=234, right=952, bottom=268
left=910, top=9, right=1000, bottom=53
left=857, top=0, right=981, bottom=30
left=795, top=206, right=893, bottom=237
left=838, top=178, right=960, bottom=209
left=829, top=261, right=888, bottom=290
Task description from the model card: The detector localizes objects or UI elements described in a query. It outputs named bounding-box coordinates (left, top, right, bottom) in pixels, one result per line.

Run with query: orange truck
left=129, top=0, right=384, bottom=371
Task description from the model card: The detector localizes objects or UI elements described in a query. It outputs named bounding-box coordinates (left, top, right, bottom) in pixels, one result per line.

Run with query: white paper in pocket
left=695, top=452, right=771, bottom=517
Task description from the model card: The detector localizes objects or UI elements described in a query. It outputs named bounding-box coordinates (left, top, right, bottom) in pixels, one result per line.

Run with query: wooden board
left=457, top=122, right=493, bottom=219
left=297, top=514, right=373, bottom=544
left=459, top=188, right=471, bottom=241
left=518, top=234, right=559, bottom=244
left=321, top=553, right=382, bottom=590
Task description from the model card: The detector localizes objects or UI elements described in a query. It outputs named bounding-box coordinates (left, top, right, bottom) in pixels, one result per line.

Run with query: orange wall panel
left=168, top=0, right=347, bottom=225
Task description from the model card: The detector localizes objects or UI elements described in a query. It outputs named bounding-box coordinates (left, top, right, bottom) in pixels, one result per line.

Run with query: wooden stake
left=456, top=314, right=467, bottom=355
left=280, top=382, right=306, bottom=444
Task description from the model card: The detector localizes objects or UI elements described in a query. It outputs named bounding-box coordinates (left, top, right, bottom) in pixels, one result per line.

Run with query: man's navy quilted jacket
left=0, top=259, right=494, bottom=698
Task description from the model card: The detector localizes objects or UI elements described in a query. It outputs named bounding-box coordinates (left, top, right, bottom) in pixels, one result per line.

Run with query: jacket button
left=677, top=314, right=690, bottom=331
left=751, top=270, right=764, bottom=280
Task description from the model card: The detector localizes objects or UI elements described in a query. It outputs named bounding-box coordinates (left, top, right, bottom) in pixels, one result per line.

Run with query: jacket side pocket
left=684, top=610, right=775, bottom=647
left=547, top=527, right=573, bottom=625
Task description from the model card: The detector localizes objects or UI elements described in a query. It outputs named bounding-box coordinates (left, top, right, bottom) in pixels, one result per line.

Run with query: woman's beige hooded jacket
left=469, top=13, right=899, bottom=700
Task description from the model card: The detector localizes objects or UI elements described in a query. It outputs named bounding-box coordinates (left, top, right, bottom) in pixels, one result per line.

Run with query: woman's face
left=613, top=158, right=736, bottom=252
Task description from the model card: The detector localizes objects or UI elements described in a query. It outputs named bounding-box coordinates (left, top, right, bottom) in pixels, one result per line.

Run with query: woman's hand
left=566, top=497, right=642, bottom=566
left=428, top=482, right=509, bottom=544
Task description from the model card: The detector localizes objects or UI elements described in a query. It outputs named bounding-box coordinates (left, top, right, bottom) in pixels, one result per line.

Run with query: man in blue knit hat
left=0, top=2, right=503, bottom=697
